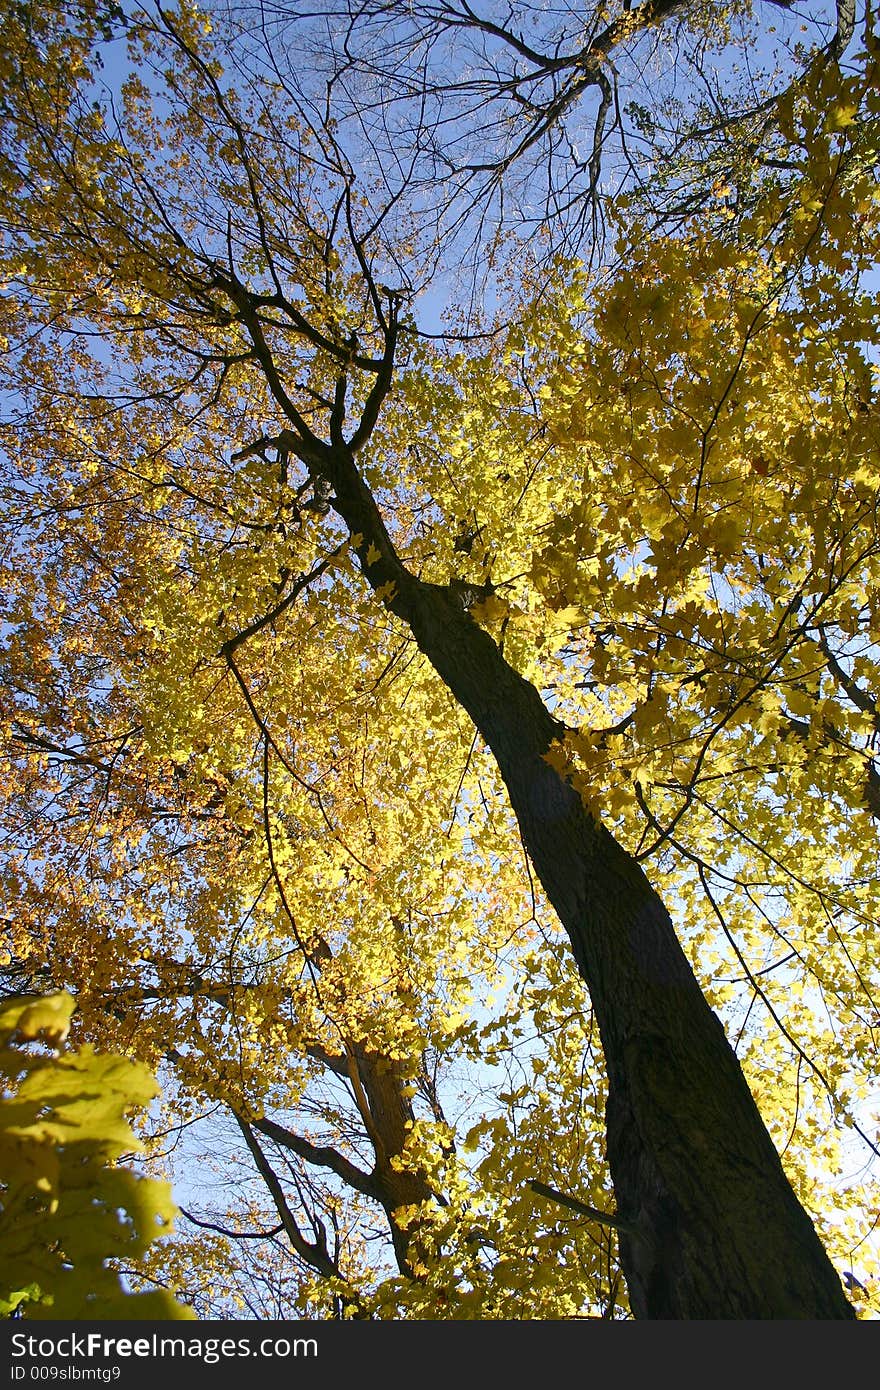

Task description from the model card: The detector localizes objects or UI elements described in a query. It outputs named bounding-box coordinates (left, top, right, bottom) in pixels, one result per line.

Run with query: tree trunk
left=406, top=584, right=854, bottom=1317
left=319, top=441, right=855, bottom=1317
left=348, top=1045, right=437, bottom=1276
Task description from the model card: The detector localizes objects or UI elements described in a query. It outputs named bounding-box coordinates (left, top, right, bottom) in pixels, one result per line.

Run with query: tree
left=0, top=0, right=878, bottom=1317
left=235, top=0, right=863, bottom=278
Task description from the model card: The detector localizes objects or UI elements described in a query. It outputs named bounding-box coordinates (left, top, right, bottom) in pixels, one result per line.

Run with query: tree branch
left=529, top=1179, right=637, bottom=1235
left=250, top=1115, right=381, bottom=1201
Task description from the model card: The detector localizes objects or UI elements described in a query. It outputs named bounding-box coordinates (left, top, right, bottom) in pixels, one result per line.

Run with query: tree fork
left=320, top=440, right=855, bottom=1318
left=345, top=1045, right=437, bottom=1277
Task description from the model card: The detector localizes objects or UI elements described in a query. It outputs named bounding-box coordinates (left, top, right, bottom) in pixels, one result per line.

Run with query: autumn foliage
left=0, top=991, right=192, bottom=1318
left=0, top=2, right=878, bottom=1317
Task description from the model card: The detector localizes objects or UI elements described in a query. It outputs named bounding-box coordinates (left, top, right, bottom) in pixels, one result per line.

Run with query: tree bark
left=316, top=435, right=855, bottom=1316
left=347, top=1045, right=437, bottom=1276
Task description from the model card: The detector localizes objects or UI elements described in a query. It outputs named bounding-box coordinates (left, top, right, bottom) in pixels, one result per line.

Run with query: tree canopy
left=0, top=0, right=878, bottom=1318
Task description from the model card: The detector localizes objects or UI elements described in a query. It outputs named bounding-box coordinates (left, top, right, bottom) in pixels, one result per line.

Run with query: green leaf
left=0, top=992, right=194, bottom=1320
